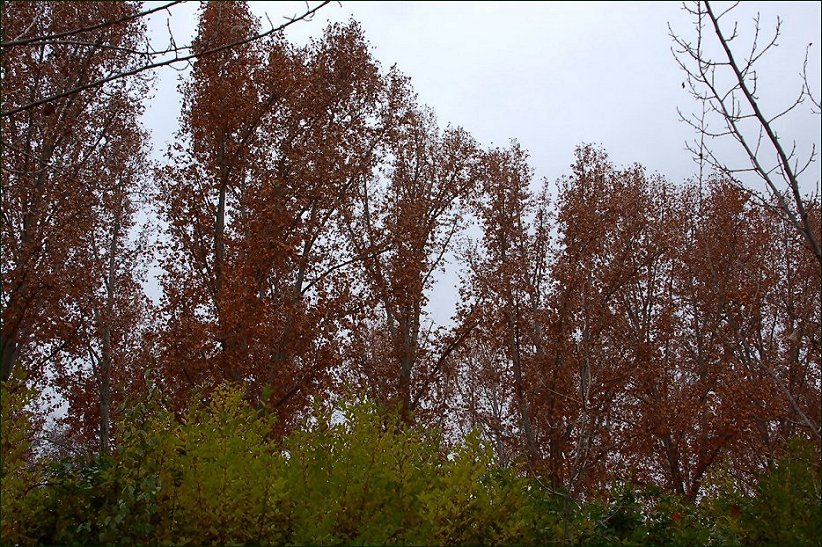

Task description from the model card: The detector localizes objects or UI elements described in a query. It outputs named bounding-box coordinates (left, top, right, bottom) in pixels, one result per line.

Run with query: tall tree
left=462, top=142, right=553, bottom=475
left=344, top=106, right=481, bottom=422
left=57, top=96, right=151, bottom=455
left=625, top=180, right=820, bottom=497
left=1, top=1, right=148, bottom=388
left=156, top=0, right=266, bottom=395
left=546, top=146, right=680, bottom=492
left=156, top=3, right=387, bottom=425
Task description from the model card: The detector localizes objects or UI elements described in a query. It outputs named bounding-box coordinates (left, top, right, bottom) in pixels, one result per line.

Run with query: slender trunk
left=0, top=336, right=20, bottom=382
left=213, top=146, right=231, bottom=379
left=266, top=236, right=312, bottom=389
left=509, top=315, right=539, bottom=466
left=500, top=230, right=539, bottom=466
left=99, top=211, right=120, bottom=455
left=215, top=181, right=226, bottom=300
left=99, top=320, right=112, bottom=454
left=571, top=274, right=594, bottom=489
left=398, top=313, right=414, bottom=423
left=662, top=433, right=686, bottom=496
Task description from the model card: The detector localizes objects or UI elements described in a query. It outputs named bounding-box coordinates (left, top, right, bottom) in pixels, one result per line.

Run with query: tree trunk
left=99, top=321, right=112, bottom=455
left=98, top=212, right=120, bottom=455
left=0, top=335, right=20, bottom=383
left=398, top=313, right=414, bottom=423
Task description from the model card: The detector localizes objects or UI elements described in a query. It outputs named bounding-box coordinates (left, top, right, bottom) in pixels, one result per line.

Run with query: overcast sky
left=141, top=1, right=822, bottom=320
left=144, top=1, right=821, bottom=190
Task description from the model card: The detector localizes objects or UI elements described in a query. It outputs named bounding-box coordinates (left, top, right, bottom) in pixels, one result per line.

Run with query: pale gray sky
left=144, top=1, right=821, bottom=192
left=140, top=1, right=822, bottom=321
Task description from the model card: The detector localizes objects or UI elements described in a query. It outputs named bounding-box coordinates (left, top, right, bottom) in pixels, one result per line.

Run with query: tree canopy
left=2, top=1, right=819, bottom=544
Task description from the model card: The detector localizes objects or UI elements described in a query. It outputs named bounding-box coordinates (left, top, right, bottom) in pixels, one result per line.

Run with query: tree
left=58, top=95, right=152, bottom=455
left=546, top=146, right=680, bottom=493
left=542, top=149, right=819, bottom=497
left=2, top=1, right=153, bottom=454
left=156, top=4, right=388, bottom=425
left=671, top=0, right=822, bottom=446
left=155, top=0, right=268, bottom=396
left=344, top=105, right=481, bottom=422
left=462, top=142, right=553, bottom=476
left=1, top=2, right=146, bottom=383
left=671, top=0, right=821, bottom=269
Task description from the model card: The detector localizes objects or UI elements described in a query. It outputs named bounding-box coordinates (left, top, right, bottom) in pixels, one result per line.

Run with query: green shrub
left=281, top=400, right=441, bottom=544
left=279, top=400, right=554, bottom=545
left=1, top=381, right=40, bottom=545
left=94, top=383, right=181, bottom=544
left=419, top=431, right=541, bottom=545
left=5, top=380, right=819, bottom=546
left=741, top=438, right=821, bottom=546
left=171, top=383, right=286, bottom=545
left=91, top=382, right=288, bottom=545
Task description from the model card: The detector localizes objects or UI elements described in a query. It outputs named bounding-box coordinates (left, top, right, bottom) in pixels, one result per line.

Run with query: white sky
left=144, top=1, right=821, bottom=189
left=140, top=1, right=822, bottom=322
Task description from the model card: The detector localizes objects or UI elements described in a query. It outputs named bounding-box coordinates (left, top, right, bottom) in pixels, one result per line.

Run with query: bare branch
left=671, top=1, right=821, bottom=268
left=1, top=1, right=185, bottom=47
left=803, top=44, right=822, bottom=114
left=1, top=1, right=332, bottom=118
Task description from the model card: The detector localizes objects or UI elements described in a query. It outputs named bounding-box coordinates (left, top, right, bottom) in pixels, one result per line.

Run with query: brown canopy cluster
left=2, top=1, right=818, bottom=497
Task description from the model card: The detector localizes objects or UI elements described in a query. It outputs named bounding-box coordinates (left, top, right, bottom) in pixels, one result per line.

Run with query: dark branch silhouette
left=670, top=1, right=821, bottom=269
left=1, top=1, right=331, bottom=118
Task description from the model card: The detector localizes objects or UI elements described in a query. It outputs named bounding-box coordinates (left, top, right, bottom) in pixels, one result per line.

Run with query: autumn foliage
left=2, top=1, right=819, bottom=544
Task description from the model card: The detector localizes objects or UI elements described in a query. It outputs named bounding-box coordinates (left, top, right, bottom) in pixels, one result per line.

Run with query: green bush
left=1, top=381, right=40, bottom=544
left=582, top=484, right=715, bottom=547
left=280, top=401, right=548, bottom=545
left=419, top=431, right=542, bottom=545
left=280, top=400, right=438, bottom=544
left=4, top=381, right=819, bottom=546
left=171, top=383, right=286, bottom=545
left=92, top=382, right=287, bottom=545
left=94, top=383, right=181, bottom=544
left=741, top=438, right=821, bottom=546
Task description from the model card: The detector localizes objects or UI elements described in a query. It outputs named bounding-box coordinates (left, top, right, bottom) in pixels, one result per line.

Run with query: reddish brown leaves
left=156, top=8, right=389, bottom=428
left=462, top=144, right=820, bottom=496
left=2, top=1, right=151, bottom=452
left=3, top=3, right=817, bottom=490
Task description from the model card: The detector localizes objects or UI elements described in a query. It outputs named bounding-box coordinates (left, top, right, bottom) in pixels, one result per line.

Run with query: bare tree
left=670, top=1, right=821, bottom=269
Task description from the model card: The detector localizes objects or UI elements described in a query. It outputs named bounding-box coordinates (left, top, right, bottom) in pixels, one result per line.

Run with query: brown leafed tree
left=668, top=0, right=822, bottom=488
left=543, top=149, right=819, bottom=497
left=156, top=3, right=387, bottom=426
left=155, top=0, right=266, bottom=396
left=2, top=1, right=152, bottom=455
left=460, top=142, right=555, bottom=476
left=545, top=146, right=682, bottom=493
left=55, top=97, right=152, bottom=455
left=1, top=2, right=147, bottom=381
left=625, top=180, right=819, bottom=497
left=344, top=104, right=481, bottom=423
left=609, top=179, right=754, bottom=498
